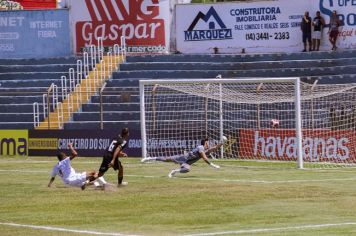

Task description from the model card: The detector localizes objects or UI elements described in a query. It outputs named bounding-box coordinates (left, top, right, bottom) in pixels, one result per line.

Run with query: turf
left=1, top=156, right=356, bottom=236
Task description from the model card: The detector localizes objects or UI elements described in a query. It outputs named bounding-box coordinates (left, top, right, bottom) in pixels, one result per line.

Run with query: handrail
left=57, top=102, right=64, bottom=129
left=99, top=82, right=107, bottom=130
left=93, top=67, right=98, bottom=87
left=76, top=84, right=82, bottom=111
left=90, top=45, right=97, bottom=69
left=107, top=51, right=113, bottom=74
left=83, top=52, right=89, bottom=77
left=98, top=37, right=104, bottom=61
left=69, top=68, right=75, bottom=92
left=101, top=59, right=106, bottom=84
left=46, top=83, right=54, bottom=129
left=33, top=102, right=39, bottom=128
left=113, top=44, right=120, bottom=69
left=77, top=60, right=83, bottom=84
left=120, top=36, right=126, bottom=63
left=61, top=75, right=67, bottom=100
left=52, top=84, right=58, bottom=110
left=67, top=93, right=73, bottom=114
left=42, top=93, right=48, bottom=120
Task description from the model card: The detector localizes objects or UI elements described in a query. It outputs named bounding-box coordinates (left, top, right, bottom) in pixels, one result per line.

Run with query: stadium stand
left=0, top=57, right=78, bottom=129
left=1, top=50, right=356, bottom=130
left=65, top=49, right=356, bottom=129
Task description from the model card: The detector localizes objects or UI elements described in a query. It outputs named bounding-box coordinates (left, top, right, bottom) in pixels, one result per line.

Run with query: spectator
left=312, top=11, right=325, bottom=51
left=328, top=10, right=341, bottom=51
left=301, top=11, right=312, bottom=52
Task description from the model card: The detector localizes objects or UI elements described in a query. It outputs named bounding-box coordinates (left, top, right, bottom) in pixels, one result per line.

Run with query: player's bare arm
left=109, top=146, right=122, bottom=167
left=206, top=143, right=223, bottom=154
left=68, top=143, right=78, bottom=160
left=199, top=151, right=220, bottom=169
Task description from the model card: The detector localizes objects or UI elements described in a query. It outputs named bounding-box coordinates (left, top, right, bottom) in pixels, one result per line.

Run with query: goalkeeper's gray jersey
left=172, top=145, right=205, bottom=164
left=185, top=145, right=204, bottom=164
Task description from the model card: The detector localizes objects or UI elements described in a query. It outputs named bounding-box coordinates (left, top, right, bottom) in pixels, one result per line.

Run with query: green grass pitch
left=1, top=156, right=356, bottom=236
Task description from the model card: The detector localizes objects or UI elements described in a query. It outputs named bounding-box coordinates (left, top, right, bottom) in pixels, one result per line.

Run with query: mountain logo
left=185, top=6, right=233, bottom=41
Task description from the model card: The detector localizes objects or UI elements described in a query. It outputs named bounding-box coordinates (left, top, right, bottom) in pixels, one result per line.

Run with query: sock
left=97, top=176, right=107, bottom=185
left=155, top=157, right=166, bottom=161
left=93, top=181, right=100, bottom=187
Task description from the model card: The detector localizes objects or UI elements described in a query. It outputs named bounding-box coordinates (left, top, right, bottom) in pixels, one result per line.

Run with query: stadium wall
left=1, top=129, right=355, bottom=161
left=0, top=9, right=71, bottom=59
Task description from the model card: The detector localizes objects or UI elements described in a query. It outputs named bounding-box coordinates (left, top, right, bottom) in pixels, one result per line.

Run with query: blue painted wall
left=0, top=9, right=71, bottom=59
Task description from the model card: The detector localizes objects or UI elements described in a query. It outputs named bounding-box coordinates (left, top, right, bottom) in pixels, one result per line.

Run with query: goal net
left=139, top=78, right=356, bottom=168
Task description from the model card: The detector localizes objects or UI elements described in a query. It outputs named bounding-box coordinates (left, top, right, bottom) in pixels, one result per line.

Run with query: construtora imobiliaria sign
left=68, top=0, right=170, bottom=53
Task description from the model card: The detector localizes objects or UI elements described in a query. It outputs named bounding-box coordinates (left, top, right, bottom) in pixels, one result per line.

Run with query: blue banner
left=0, top=9, right=71, bottom=59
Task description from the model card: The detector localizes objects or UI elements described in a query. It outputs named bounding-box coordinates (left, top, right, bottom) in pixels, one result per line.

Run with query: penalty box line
left=1, top=169, right=356, bottom=184
left=0, top=222, right=140, bottom=236
left=126, top=174, right=356, bottom=184
left=184, top=222, right=356, bottom=236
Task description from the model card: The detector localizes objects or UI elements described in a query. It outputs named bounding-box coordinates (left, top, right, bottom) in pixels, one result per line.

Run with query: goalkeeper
left=141, top=138, right=223, bottom=178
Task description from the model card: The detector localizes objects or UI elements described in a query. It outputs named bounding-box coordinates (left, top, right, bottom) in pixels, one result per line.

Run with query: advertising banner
left=319, top=0, right=356, bottom=50
left=11, top=0, right=57, bottom=9
left=239, top=129, right=355, bottom=162
left=0, top=130, right=28, bottom=157
left=67, top=0, right=170, bottom=53
left=176, top=0, right=356, bottom=54
left=0, top=9, right=71, bottom=59
left=28, top=129, right=142, bottom=157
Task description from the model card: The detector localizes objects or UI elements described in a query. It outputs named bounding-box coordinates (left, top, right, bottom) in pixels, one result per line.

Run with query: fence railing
left=32, top=36, right=127, bottom=129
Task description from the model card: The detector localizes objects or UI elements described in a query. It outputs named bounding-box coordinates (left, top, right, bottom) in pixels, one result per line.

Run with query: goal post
left=140, top=78, right=356, bottom=169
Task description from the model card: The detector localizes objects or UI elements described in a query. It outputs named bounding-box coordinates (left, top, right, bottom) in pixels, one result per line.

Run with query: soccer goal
left=139, top=78, right=356, bottom=169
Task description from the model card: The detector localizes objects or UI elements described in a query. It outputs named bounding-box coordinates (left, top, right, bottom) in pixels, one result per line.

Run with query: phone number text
left=245, top=32, right=290, bottom=41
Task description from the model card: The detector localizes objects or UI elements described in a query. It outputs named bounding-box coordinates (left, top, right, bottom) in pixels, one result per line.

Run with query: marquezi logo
left=185, top=6, right=233, bottom=41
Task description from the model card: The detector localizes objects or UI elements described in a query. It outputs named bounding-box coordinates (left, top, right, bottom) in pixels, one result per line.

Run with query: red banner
left=12, top=0, right=56, bottom=9
left=75, top=0, right=166, bottom=52
left=239, top=129, right=356, bottom=162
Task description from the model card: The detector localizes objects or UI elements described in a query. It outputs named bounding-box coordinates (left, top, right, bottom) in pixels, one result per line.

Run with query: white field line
left=0, top=222, right=140, bottom=236
left=1, top=169, right=356, bottom=184
left=1, top=159, right=356, bottom=172
left=125, top=174, right=356, bottom=184
left=184, top=222, right=356, bottom=236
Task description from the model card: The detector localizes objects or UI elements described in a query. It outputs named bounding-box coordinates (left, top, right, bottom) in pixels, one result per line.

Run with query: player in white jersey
left=141, top=138, right=223, bottom=178
left=47, top=143, right=98, bottom=190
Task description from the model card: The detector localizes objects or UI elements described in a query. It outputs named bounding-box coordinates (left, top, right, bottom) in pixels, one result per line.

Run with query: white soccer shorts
left=312, top=31, right=321, bottom=40
left=65, top=172, right=87, bottom=187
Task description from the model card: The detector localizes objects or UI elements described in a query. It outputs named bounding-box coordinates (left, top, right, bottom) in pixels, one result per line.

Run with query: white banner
left=66, top=0, right=170, bottom=53
left=176, top=0, right=356, bottom=54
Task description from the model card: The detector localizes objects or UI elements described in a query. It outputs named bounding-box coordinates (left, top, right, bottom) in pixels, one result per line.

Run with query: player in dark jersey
left=141, top=138, right=224, bottom=178
left=92, top=128, right=130, bottom=188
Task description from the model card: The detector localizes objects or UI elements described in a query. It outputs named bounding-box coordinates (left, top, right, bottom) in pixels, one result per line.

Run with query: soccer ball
left=222, top=135, right=228, bottom=143
left=270, top=119, right=280, bottom=128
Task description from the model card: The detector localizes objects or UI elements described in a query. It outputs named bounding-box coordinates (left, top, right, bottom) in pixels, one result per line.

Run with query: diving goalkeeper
left=141, top=137, right=225, bottom=178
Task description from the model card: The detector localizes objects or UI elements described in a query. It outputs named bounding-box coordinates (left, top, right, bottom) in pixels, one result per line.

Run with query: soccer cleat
left=118, top=181, right=128, bottom=187
left=81, top=182, right=87, bottom=190
left=168, top=170, right=177, bottom=178
left=141, top=157, right=153, bottom=163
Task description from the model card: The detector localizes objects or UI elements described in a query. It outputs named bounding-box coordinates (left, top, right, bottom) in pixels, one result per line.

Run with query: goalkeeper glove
left=210, top=163, right=220, bottom=169
left=219, top=135, right=227, bottom=145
